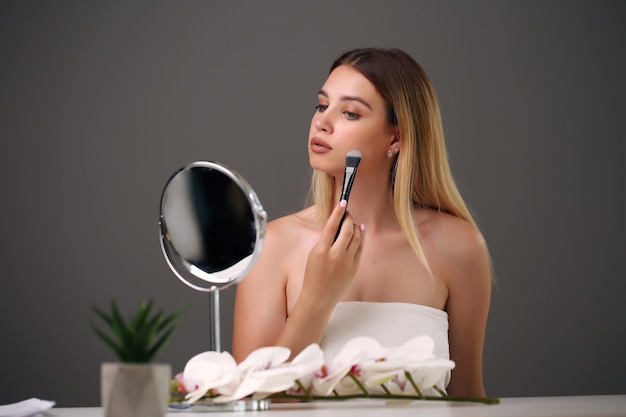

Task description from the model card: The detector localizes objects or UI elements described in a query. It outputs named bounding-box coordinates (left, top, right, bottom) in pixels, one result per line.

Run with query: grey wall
left=1, top=0, right=624, bottom=406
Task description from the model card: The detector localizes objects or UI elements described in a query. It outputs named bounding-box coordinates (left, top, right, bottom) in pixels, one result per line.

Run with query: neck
left=333, top=170, right=399, bottom=233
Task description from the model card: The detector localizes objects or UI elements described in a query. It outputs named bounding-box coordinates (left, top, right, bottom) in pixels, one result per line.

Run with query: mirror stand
left=159, top=161, right=268, bottom=411
left=208, top=286, right=220, bottom=352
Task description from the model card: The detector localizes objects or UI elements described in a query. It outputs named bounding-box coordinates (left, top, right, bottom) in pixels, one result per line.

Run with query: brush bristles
left=346, top=150, right=362, bottom=168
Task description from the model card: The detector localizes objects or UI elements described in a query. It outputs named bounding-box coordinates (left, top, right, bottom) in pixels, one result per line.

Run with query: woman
left=232, top=48, right=491, bottom=397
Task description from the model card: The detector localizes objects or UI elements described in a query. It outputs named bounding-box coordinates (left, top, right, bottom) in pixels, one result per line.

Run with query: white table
left=43, top=395, right=626, bottom=417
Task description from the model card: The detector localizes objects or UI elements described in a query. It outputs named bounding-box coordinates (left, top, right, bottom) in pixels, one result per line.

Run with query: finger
left=346, top=222, right=365, bottom=262
left=333, top=211, right=356, bottom=248
left=320, top=200, right=349, bottom=247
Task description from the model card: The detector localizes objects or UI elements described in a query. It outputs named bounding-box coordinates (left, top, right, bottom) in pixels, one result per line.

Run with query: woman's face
left=308, top=65, right=397, bottom=178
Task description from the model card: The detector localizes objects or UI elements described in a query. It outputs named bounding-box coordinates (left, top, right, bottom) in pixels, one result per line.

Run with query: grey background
left=1, top=0, right=624, bottom=407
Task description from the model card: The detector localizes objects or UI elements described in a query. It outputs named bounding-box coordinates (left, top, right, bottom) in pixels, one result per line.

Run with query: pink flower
left=174, top=372, right=198, bottom=393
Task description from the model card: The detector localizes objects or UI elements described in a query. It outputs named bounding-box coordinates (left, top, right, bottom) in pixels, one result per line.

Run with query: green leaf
left=156, top=307, right=186, bottom=333
left=144, top=325, right=177, bottom=363
left=90, top=299, right=186, bottom=363
left=132, top=308, right=165, bottom=361
left=110, top=300, right=132, bottom=350
left=89, top=321, right=124, bottom=361
left=131, top=300, right=154, bottom=333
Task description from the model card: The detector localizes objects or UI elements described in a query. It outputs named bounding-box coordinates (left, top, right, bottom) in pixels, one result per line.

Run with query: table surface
left=43, top=395, right=626, bottom=417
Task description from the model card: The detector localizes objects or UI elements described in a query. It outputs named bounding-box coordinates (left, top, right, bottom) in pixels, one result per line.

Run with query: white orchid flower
left=312, top=337, right=388, bottom=396
left=214, top=346, right=294, bottom=402
left=182, top=351, right=240, bottom=404
left=397, top=336, right=454, bottom=395
left=367, top=335, right=454, bottom=396
left=404, top=359, right=455, bottom=393
left=359, top=335, right=439, bottom=389
left=283, top=343, right=325, bottom=395
left=244, top=343, right=326, bottom=400
left=384, top=358, right=454, bottom=396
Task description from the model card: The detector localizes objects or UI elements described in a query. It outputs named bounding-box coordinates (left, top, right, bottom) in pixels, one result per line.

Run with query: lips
left=310, top=137, right=332, bottom=153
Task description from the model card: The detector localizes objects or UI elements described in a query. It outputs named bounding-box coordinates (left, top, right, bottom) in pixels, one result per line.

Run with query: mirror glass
left=159, top=161, right=267, bottom=292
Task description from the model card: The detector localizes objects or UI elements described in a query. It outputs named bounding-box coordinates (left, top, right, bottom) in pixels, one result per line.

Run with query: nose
left=314, top=111, right=333, bottom=133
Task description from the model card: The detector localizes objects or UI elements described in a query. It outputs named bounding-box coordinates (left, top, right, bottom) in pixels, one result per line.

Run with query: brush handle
left=334, top=210, right=348, bottom=242
left=334, top=151, right=361, bottom=242
left=334, top=164, right=359, bottom=242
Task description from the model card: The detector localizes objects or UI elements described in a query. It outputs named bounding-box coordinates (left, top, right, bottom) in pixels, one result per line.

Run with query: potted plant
left=90, top=299, right=185, bottom=417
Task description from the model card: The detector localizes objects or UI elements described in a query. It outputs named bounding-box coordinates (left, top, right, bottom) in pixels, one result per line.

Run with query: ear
left=389, top=126, right=400, bottom=145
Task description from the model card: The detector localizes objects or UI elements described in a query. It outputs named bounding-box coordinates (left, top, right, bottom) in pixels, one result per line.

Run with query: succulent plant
left=90, top=299, right=185, bottom=363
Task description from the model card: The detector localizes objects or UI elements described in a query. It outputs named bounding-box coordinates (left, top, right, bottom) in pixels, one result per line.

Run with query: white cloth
left=320, top=301, right=450, bottom=387
left=0, top=398, right=55, bottom=417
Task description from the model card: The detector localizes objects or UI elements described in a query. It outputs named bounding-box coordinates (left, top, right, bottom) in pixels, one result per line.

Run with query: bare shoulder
left=265, top=206, right=318, bottom=245
left=257, top=206, right=318, bottom=267
left=417, top=210, right=491, bottom=286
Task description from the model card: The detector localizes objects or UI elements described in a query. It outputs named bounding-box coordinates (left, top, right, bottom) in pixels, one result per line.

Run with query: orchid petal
left=181, top=351, right=240, bottom=404
left=287, top=343, right=325, bottom=392
left=290, top=343, right=325, bottom=378
left=238, top=346, right=291, bottom=374
left=213, top=374, right=266, bottom=403
left=332, top=337, right=387, bottom=366
left=387, top=335, right=436, bottom=362
left=407, top=359, right=455, bottom=390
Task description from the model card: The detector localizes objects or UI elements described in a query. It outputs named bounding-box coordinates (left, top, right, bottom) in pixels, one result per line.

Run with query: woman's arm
left=232, top=200, right=364, bottom=362
left=438, top=219, right=492, bottom=397
left=231, top=218, right=291, bottom=362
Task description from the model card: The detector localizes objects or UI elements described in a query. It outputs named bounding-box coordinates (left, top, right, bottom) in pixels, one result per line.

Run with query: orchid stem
left=267, top=392, right=500, bottom=405
left=404, top=371, right=424, bottom=398
left=348, top=372, right=370, bottom=397
left=295, top=379, right=312, bottom=400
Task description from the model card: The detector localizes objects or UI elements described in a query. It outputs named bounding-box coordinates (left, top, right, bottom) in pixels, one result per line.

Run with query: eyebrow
left=318, top=89, right=373, bottom=110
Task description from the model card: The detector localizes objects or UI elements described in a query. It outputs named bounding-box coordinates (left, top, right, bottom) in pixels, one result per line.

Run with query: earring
left=387, top=149, right=394, bottom=158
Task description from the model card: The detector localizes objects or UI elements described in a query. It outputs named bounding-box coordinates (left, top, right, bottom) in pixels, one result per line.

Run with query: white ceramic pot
left=101, top=362, right=171, bottom=417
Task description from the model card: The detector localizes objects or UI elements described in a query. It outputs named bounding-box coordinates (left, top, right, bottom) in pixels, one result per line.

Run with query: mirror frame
left=159, top=161, right=267, bottom=292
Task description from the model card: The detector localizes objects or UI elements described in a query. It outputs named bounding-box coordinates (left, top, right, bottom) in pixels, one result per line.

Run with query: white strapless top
left=320, top=301, right=450, bottom=387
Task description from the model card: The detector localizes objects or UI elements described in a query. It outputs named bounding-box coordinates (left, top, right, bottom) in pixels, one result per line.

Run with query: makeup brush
left=334, top=150, right=362, bottom=241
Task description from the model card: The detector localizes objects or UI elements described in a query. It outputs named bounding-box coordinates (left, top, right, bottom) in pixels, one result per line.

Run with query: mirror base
left=169, top=398, right=271, bottom=412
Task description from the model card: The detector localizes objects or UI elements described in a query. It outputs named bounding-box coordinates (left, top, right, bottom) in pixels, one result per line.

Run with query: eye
left=344, top=111, right=361, bottom=120
left=315, top=104, right=328, bottom=112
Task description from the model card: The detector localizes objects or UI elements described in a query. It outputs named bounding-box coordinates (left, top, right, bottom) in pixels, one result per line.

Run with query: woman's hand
left=299, top=200, right=365, bottom=313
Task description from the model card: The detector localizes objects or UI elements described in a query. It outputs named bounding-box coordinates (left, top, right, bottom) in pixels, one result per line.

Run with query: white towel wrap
left=320, top=301, right=450, bottom=388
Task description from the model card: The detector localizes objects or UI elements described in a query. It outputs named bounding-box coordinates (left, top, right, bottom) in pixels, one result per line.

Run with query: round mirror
left=159, top=161, right=267, bottom=292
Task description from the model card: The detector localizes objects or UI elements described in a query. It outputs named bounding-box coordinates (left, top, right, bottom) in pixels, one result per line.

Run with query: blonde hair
left=310, top=48, right=476, bottom=269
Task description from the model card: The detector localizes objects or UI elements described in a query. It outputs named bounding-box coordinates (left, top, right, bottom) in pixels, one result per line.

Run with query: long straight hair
left=310, top=48, right=476, bottom=270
